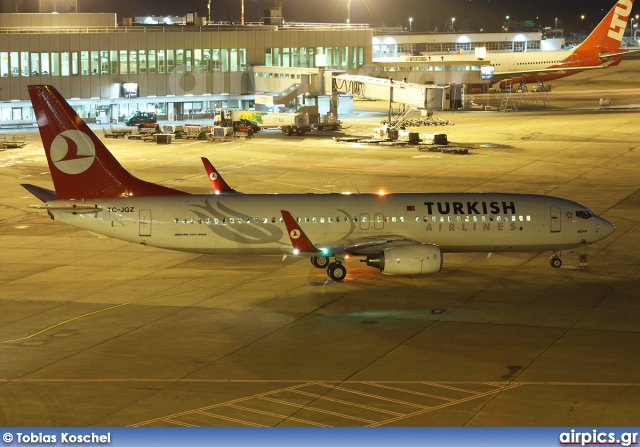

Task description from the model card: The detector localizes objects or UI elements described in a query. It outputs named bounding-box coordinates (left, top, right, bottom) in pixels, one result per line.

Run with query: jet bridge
left=332, top=74, right=450, bottom=111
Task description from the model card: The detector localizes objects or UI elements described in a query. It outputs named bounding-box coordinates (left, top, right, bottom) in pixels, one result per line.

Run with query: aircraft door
left=359, top=213, right=370, bottom=230
left=139, top=209, right=152, bottom=236
left=550, top=206, right=561, bottom=232
left=374, top=213, right=384, bottom=230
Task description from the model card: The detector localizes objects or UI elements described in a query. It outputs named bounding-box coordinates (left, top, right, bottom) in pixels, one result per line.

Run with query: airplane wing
left=280, top=210, right=442, bottom=279
left=280, top=210, right=427, bottom=256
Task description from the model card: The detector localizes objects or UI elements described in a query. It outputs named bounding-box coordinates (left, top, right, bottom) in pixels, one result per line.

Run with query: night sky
left=75, top=0, right=624, bottom=33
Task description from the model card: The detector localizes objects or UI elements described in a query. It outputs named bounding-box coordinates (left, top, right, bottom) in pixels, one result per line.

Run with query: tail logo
left=290, top=229, right=301, bottom=239
left=608, top=0, right=633, bottom=40
left=50, top=130, right=95, bottom=175
left=209, top=172, right=218, bottom=181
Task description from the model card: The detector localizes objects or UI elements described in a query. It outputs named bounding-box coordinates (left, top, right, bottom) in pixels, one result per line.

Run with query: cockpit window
left=576, top=211, right=592, bottom=219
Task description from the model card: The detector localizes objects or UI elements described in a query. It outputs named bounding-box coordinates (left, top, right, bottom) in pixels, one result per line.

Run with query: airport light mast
left=347, top=0, right=351, bottom=24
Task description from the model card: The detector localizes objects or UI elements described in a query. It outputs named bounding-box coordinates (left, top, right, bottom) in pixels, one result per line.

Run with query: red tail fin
left=28, top=85, right=188, bottom=200
left=578, top=0, right=635, bottom=51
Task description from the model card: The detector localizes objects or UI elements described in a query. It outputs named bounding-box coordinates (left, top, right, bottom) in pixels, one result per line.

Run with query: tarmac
left=0, top=59, right=639, bottom=427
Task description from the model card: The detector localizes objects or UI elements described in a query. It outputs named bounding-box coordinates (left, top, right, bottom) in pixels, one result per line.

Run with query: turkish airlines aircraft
left=378, top=0, right=636, bottom=86
left=24, top=85, right=615, bottom=281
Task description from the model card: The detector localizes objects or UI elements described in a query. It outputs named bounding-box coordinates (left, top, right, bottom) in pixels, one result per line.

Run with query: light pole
left=451, top=17, right=455, bottom=31
left=409, top=17, right=413, bottom=32
left=635, top=15, right=640, bottom=40
left=347, top=0, right=351, bottom=24
left=505, top=15, right=509, bottom=31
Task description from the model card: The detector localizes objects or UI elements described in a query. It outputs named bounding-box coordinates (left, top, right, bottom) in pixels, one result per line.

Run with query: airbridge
left=332, top=74, right=450, bottom=110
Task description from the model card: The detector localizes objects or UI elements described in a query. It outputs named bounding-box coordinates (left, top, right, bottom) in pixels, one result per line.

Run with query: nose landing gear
left=549, top=255, right=562, bottom=268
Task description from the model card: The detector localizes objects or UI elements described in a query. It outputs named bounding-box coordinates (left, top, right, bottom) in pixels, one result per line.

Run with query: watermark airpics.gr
left=559, top=429, right=638, bottom=447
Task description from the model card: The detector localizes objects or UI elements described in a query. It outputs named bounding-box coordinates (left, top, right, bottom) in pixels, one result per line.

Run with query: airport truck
left=216, top=109, right=312, bottom=136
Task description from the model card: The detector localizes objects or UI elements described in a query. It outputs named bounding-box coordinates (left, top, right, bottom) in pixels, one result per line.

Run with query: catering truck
left=216, top=109, right=312, bottom=136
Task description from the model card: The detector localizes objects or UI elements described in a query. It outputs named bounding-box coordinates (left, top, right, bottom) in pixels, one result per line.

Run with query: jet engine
left=362, top=243, right=443, bottom=275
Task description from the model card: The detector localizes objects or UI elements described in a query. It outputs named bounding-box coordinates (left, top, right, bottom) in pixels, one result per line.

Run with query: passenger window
left=416, top=216, right=421, bottom=222
left=353, top=216, right=358, bottom=223
left=174, top=218, right=179, bottom=224
left=214, top=218, right=219, bottom=224
left=229, top=218, right=235, bottom=224
left=305, top=217, right=310, bottom=223
left=312, top=217, right=317, bottom=223
left=320, top=217, right=325, bottom=223
left=182, top=218, right=187, bottom=224
left=391, top=216, right=396, bottom=223
left=253, top=217, right=259, bottom=224
left=222, top=218, right=226, bottom=224
left=328, top=217, right=333, bottom=223
left=190, top=218, right=195, bottom=224
left=336, top=216, right=341, bottom=223
left=272, top=217, right=276, bottom=223
left=280, top=217, right=284, bottom=223
left=526, top=216, right=531, bottom=222
left=400, top=216, right=404, bottom=222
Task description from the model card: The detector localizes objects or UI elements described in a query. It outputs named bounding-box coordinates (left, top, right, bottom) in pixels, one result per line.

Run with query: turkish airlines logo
left=608, top=0, right=632, bottom=40
left=209, top=172, right=218, bottom=181
left=50, top=130, right=95, bottom=175
left=290, top=229, right=301, bottom=239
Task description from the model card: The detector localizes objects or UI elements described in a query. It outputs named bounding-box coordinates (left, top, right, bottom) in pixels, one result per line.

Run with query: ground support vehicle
left=127, top=127, right=157, bottom=141
left=103, top=126, right=132, bottom=138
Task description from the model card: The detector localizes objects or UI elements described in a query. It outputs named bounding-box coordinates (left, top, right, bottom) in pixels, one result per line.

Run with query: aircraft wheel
left=311, top=256, right=330, bottom=269
left=327, top=263, right=347, bottom=281
left=550, top=257, right=562, bottom=268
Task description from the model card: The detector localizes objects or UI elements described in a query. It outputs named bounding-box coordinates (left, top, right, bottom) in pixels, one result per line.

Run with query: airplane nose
left=598, top=217, right=616, bottom=239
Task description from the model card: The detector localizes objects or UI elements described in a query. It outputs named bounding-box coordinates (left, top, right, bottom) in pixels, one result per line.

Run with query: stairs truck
left=217, top=109, right=312, bottom=136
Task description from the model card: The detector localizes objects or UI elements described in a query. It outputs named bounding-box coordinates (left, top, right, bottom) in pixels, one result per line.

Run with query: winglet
left=201, top=157, right=238, bottom=194
left=280, top=210, right=320, bottom=254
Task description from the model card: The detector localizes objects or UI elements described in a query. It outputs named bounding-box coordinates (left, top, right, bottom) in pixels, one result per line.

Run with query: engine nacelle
left=362, top=243, right=443, bottom=275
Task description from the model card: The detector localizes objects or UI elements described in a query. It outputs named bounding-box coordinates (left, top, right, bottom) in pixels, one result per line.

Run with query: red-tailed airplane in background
left=23, top=85, right=615, bottom=281
left=376, top=0, right=637, bottom=86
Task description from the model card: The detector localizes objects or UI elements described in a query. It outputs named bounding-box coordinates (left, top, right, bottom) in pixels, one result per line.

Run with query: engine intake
left=362, top=243, right=443, bottom=275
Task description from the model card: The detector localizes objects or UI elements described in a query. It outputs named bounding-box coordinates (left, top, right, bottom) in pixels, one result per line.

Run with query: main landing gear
left=549, top=254, right=562, bottom=268
left=310, top=256, right=347, bottom=281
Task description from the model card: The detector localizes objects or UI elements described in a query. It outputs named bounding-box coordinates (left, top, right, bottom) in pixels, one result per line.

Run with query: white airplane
left=376, top=0, right=636, bottom=86
left=23, top=85, right=615, bottom=281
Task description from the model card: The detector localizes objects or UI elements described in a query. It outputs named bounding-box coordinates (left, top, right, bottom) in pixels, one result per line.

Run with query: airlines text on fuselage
left=423, top=201, right=517, bottom=215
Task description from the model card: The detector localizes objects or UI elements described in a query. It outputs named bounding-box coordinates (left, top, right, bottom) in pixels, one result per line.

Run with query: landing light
left=378, top=190, right=386, bottom=196
left=321, top=248, right=329, bottom=255
left=293, top=249, right=299, bottom=255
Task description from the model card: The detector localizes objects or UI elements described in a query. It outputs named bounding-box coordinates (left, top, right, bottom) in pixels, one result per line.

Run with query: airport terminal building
left=0, top=13, right=372, bottom=124
left=0, top=10, right=556, bottom=125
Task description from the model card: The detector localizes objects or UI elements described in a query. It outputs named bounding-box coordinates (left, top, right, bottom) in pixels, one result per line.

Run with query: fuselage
left=49, top=192, right=615, bottom=256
